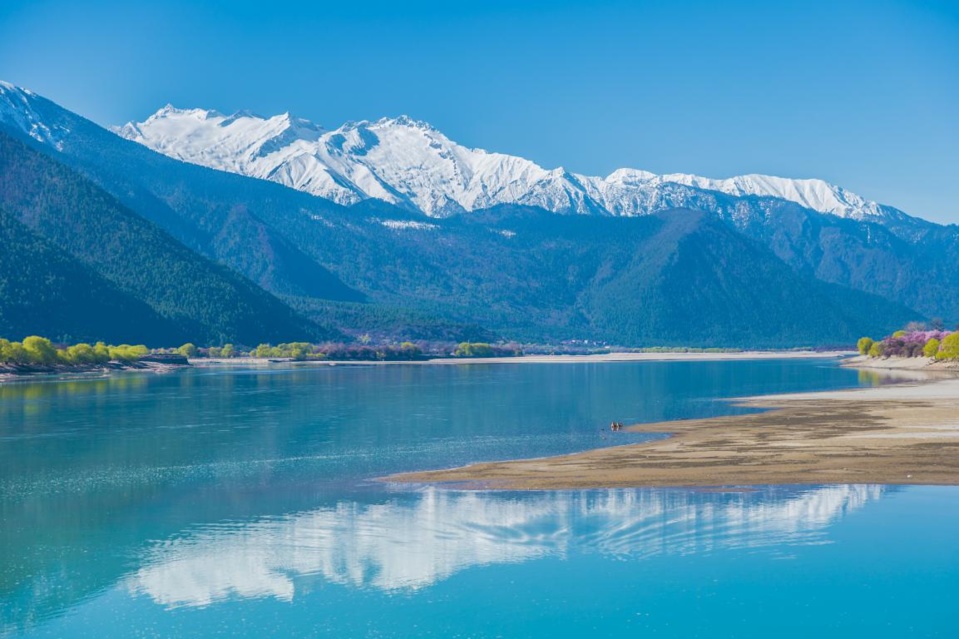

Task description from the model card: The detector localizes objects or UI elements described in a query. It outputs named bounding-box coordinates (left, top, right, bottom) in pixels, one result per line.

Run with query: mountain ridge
left=113, top=102, right=913, bottom=224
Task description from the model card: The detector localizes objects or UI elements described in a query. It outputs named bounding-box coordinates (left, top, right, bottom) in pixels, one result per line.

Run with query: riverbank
left=388, top=376, right=959, bottom=489
left=841, top=354, right=959, bottom=372
left=0, top=349, right=851, bottom=384
left=192, top=350, right=851, bottom=367
left=0, top=359, right=187, bottom=384
left=409, top=350, right=851, bottom=365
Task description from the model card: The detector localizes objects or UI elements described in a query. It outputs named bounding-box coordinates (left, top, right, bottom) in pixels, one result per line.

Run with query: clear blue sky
left=1, top=0, right=957, bottom=223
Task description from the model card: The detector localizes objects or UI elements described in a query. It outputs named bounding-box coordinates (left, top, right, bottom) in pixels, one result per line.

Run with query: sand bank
left=413, top=350, right=850, bottom=365
left=193, top=350, right=850, bottom=368
left=389, top=377, right=959, bottom=489
left=841, top=354, right=959, bottom=372
left=0, top=360, right=186, bottom=384
left=0, top=350, right=851, bottom=383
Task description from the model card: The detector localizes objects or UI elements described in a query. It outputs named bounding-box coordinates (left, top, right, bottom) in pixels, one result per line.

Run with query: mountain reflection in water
left=127, top=484, right=883, bottom=608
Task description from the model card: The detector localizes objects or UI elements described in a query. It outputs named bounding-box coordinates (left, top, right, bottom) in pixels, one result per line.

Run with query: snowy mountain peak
left=0, top=80, right=912, bottom=224
left=149, top=105, right=224, bottom=121
left=114, top=103, right=899, bottom=221
left=0, top=82, right=68, bottom=149
left=605, top=168, right=658, bottom=184
left=0, top=80, right=28, bottom=94
left=655, top=172, right=886, bottom=219
left=374, top=114, right=440, bottom=132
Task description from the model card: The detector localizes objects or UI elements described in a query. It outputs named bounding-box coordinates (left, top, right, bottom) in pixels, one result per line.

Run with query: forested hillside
left=273, top=205, right=922, bottom=347
left=729, top=201, right=959, bottom=322
left=0, top=208, right=182, bottom=343
left=0, top=131, right=331, bottom=345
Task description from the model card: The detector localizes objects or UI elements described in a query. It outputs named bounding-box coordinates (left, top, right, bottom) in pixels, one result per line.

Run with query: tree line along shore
left=857, top=321, right=959, bottom=361
left=0, top=336, right=529, bottom=371
left=0, top=333, right=827, bottom=375
left=6, top=328, right=938, bottom=376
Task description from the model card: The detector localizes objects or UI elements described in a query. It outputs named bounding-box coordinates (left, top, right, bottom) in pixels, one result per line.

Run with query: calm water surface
left=0, top=359, right=956, bottom=637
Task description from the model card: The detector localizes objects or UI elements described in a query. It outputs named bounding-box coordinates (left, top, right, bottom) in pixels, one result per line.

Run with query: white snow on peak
left=115, top=104, right=894, bottom=220
left=656, top=173, right=886, bottom=219
left=605, top=168, right=658, bottom=184
left=0, top=82, right=68, bottom=149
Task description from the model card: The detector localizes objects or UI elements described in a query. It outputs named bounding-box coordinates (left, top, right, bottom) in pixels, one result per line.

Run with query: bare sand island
left=389, top=377, right=959, bottom=489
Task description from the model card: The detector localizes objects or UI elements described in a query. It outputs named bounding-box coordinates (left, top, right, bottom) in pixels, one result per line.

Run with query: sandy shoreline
left=410, top=350, right=851, bottom=365
left=192, top=350, right=850, bottom=367
left=388, top=375, right=959, bottom=489
left=0, top=350, right=850, bottom=384
left=841, top=353, right=959, bottom=372
left=0, top=360, right=184, bottom=384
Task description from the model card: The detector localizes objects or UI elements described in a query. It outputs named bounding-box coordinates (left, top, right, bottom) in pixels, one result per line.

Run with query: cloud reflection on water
left=126, top=484, right=883, bottom=608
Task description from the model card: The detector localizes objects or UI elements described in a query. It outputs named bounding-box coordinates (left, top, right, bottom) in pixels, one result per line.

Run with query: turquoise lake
left=1, top=358, right=957, bottom=637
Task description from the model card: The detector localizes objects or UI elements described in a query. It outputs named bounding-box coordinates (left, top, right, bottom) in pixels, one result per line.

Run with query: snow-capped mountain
left=0, top=80, right=946, bottom=339
left=0, top=81, right=910, bottom=223
left=115, top=105, right=897, bottom=220
left=0, top=81, right=71, bottom=149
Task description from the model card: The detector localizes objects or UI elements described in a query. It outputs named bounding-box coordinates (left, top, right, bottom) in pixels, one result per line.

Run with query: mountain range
left=115, top=106, right=901, bottom=222
left=0, top=80, right=954, bottom=347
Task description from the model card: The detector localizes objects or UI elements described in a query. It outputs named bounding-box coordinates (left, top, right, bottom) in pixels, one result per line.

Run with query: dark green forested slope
left=0, top=131, right=331, bottom=345
left=577, top=210, right=921, bottom=347
left=0, top=208, right=183, bottom=343
left=728, top=200, right=959, bottom=322
left=0, top=94, right=363, bottom=303
left=282, top=205, right=921, bottom=347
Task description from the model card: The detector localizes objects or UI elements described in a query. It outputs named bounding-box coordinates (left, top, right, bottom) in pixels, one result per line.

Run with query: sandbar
left=389, top=377, right=959, bottom=489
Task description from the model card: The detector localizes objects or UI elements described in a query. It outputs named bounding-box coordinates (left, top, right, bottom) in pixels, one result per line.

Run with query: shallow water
left=0, top=359, right=955, bottom=637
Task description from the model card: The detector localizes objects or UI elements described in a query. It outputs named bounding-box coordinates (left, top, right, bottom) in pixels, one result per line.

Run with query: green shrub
left=93, top=342, right=111, bottom=363
left=454, top=342, right=494, bottom=357
left=0, top=339, right=28, bottom=364
left=0, top=336, right=150, bottom=366
left=61, top=343, right=96, bottom=364
left=109, top=344, right=149, bottom=362
left=936, top=333, right=959, bottom=360
left=22, top=336, right=57, bottom=365
left=177, top=343, right=199, bottom=358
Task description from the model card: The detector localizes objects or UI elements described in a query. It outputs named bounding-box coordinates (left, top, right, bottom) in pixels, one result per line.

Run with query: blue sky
left=1, top=0, right=957, bottom=222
